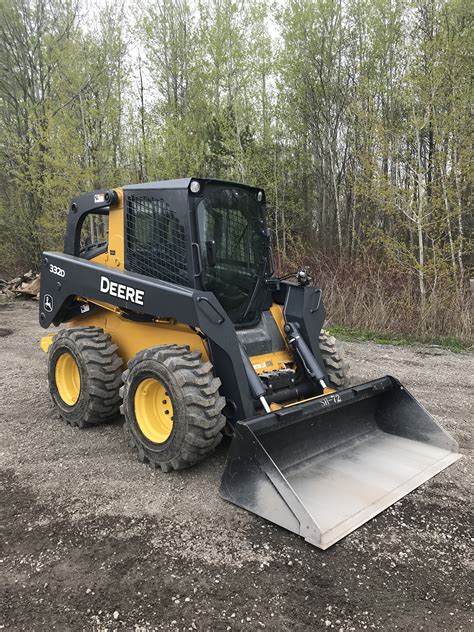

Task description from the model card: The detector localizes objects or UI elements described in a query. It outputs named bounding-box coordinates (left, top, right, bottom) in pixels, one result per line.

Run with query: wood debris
left=0, top=271, right=40, bottom=301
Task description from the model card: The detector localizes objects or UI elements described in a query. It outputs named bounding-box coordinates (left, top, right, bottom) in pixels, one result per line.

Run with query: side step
left=220, top=376, right=461, bottom=549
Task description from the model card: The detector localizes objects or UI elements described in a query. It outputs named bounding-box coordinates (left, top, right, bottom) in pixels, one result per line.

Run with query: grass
left=327, top=325, right=473, bottom=353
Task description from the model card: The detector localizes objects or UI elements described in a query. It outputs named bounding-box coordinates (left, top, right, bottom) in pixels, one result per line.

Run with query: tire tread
left=319, top=330, right=350, bottom=389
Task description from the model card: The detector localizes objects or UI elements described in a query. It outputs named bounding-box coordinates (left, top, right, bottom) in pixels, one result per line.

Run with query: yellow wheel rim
left=55, top=352, right=81, bottom=406
left=134, top=377, right=174, bottom=444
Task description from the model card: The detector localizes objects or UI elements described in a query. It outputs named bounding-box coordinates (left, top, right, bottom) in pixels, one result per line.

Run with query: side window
left=80, top=213, right=108, bottom=258
left=132, top=200, right=153, bottom=247
left=125, top=194, right=188, bottom=286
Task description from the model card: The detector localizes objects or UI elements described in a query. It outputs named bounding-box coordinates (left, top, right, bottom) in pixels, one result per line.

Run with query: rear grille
left=125, top=194, right=188, bottom=285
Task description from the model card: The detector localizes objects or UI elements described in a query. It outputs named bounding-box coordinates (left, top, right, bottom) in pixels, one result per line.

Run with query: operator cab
left=71, top=178, right=273, bottom=326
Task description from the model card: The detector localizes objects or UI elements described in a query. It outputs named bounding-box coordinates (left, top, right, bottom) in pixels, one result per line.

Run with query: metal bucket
left=220, top=376, right=460, bottom=549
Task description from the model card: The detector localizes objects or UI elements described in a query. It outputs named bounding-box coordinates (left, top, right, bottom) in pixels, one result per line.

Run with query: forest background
left=0, top=0, right=472, bottom=344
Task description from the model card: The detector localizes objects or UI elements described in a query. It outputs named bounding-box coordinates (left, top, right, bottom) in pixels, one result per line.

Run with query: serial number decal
left=49, top=264, right=65, bottom=277
left=100, top=275, right=145, bottom=306
left=321, top=393, right=342, bottom=407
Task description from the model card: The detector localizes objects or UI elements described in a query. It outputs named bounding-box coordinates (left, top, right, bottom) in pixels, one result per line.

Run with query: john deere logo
left=43, top=294, right=53, bottom=312
left=99, top=275, right=144, bottom=306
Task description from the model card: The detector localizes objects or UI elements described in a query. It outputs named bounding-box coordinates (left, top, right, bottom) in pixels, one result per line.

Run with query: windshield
left=197, top=187, right=268, bottom=324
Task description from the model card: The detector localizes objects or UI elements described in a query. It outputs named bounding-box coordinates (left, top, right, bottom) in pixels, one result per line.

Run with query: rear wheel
left=121, top=345, right=226, bottom=472
left=48, top=327, right=123, bottom=427
left=319, top=330, right=350, bottom=389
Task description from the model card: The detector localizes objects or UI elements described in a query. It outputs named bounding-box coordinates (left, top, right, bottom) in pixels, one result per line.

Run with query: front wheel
left=120, top=345, right=226, bottom=472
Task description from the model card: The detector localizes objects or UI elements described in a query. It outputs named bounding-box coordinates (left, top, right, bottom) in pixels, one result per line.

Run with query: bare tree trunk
left=417, top=214, right=425, bottom=305
left=351, top=189, right=356, bottom=261
left=282, top=197, right=286, bottom=259
left=274, top=142, right=280, bottom=256
left=440, top=163, right=457, bottom=281
left=328, top=143, right=343, bottom=253
left=138, top=56, right=147, bottom=181
left=321, top=148, right=326, bottom=240
left=453, top=146, right=465, bottom=287
left=416, top=128, right=426, bottom=311
left=79, top=91, right=95, bottom=243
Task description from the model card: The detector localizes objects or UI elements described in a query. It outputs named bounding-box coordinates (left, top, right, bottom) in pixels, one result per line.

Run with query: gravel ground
left=1, top=301, right=472, bottom=631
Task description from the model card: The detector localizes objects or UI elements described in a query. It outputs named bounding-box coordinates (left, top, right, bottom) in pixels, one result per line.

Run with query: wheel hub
left=55, top=351, right=81, bottom=406
left=134, top=377, right=174, bottom=444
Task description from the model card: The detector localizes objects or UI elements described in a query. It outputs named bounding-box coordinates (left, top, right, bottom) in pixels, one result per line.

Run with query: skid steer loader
left=39, top=178, right=460, bottom=549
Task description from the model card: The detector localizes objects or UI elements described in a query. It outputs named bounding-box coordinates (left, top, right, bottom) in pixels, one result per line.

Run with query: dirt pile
left=0, top=270, right=40, bottom=301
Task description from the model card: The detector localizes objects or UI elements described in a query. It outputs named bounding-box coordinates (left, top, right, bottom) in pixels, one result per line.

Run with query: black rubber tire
left=319, top=329, right=350, bottom=389
left=120, top=344, right=226, bottom=472
left=48, top=326, right=123, bottom=428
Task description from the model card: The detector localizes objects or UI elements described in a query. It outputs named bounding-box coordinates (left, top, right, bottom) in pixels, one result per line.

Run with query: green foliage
left=0, top=0, right=471, bottom=338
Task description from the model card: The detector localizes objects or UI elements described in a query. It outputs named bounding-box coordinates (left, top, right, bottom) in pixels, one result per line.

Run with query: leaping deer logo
left=43, top=294, right=53, bottom=312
